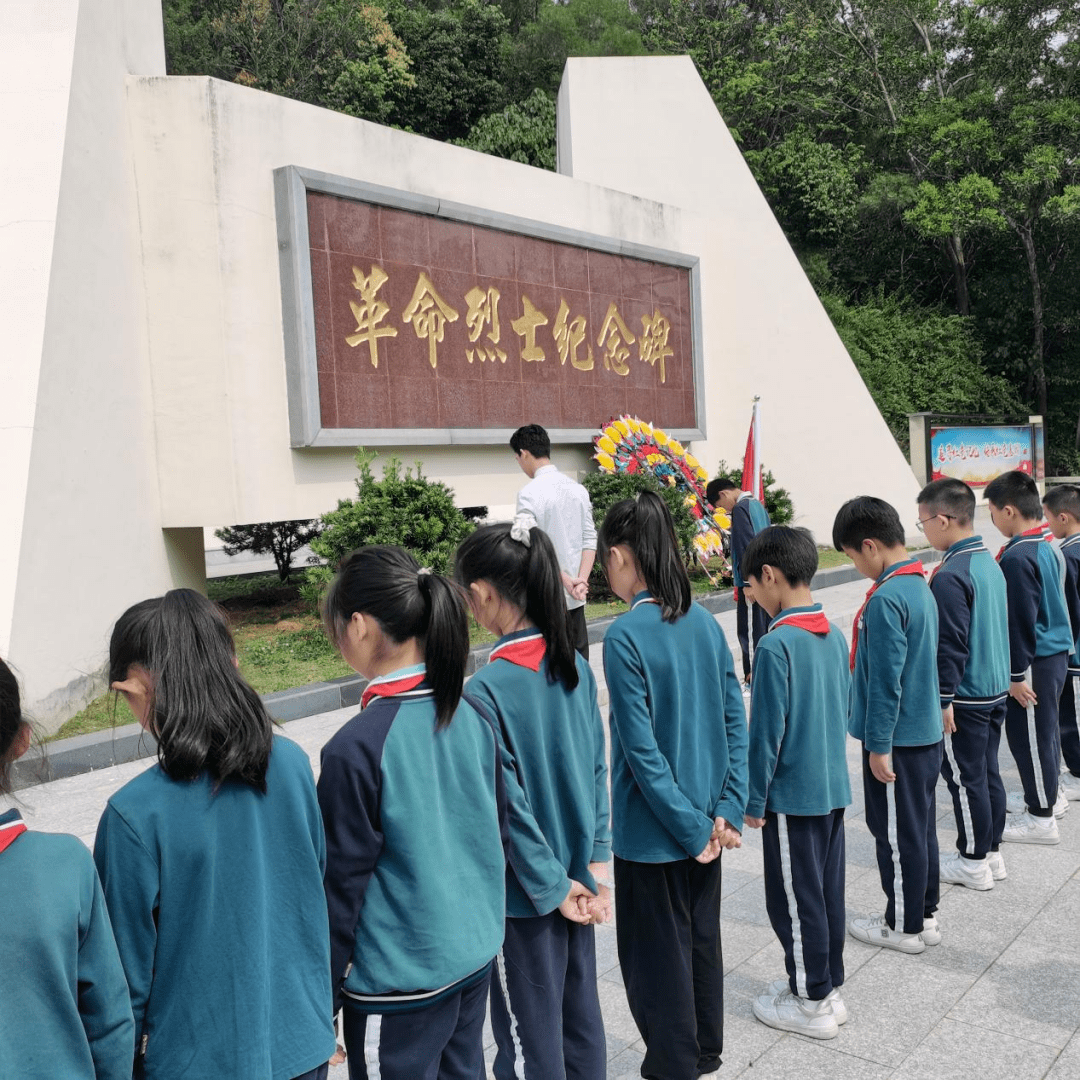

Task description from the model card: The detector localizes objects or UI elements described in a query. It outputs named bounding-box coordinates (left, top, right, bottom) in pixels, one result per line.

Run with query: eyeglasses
left=915, top=514, right=955, bottom=533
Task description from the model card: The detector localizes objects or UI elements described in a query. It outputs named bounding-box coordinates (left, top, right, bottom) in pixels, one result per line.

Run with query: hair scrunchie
left=509, top=512, right=536, bottom=547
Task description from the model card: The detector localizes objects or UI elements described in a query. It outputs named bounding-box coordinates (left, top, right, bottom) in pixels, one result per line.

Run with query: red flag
left=742, top=401, right=763, bottom=500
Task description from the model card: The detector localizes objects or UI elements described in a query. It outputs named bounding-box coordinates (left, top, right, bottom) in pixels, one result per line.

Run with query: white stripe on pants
left=364, top=1014, right=382, bottom=1080
left=886, top=780, right=904, bottom=931
left=1026, top=665, right=1048, bottom=808
left=942, top=733, right=976, bottom=855
left=494, top=950, right=526, bottom=1079
left=776, top=814, right=808, bottom=998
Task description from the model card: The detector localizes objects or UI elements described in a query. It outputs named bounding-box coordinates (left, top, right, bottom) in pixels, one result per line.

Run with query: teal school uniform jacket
left=0, top=810, right=133, bottom=1080
left=317, top=667, right=507, bottom=1014
left=604, top=592, right=749, bottom=862
left=94, top=735, right=335, bottom=1080
left=746, top=605, right=852, bottom=819
left=929, top=536, right=1011, bottom=708
left=848, top=559, right=944, bottom=754
left=465, top=629, right=611, bottom=918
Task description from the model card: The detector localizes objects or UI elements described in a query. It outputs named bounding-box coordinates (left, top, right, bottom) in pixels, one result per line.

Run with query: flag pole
left=753, top=396, right=762, bottom=500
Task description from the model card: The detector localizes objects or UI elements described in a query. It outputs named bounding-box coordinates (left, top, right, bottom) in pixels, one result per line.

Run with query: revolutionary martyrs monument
left=2, top=0, right=921, bottom=726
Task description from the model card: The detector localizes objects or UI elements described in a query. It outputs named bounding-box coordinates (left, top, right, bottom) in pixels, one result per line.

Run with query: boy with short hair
left=742, top=526, right=851, bottom=1040
left=833, top=496, right=943, bottom=953
left=1042, top=483, right=1080, bottom=802
left=917, top=478, right=1011, bottom=889
left=707, top=477, right=771, bottom=689
left=985, top=470, right=1073, bottom=843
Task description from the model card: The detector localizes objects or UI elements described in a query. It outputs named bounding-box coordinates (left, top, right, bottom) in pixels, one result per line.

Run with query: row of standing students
left=0, top=491, right=747, bottom=1080
left=4, top=469, right=1078, bottom=1080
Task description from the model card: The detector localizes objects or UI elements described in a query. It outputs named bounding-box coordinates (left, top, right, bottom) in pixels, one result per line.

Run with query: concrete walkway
left=12, top=523, right=1080, bottom=1079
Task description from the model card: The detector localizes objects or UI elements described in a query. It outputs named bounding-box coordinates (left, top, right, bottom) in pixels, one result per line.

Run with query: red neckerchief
left=489, top=632, right=546, bottom=673
left=850, top=561, right=926, bottom=672
left=360, top=672, right=426, bottom=710
left=997, top=524, right=1049, bottom=562
left=0, top=814, right=27, bottom=855
left=769, top=609, right=831, bottom=635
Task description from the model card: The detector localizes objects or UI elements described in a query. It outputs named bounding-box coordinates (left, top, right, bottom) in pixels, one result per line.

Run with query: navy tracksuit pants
left=1059, top=669, right=1080, bottom=777
left=614, top=855, right=724, bottom=1080
left=736, top=591, right=770, bottom=682
left=489, top=911, right=605, bottom=1080
left=939, top=702, right=1007, bottom=858
left=1006, top=654, right=1067, bottom=817
left=762, top=809, right=846, bottom=1002
left=862, top=743, right=942, bottom=935
left=341, top=966, right=491, bottom=1080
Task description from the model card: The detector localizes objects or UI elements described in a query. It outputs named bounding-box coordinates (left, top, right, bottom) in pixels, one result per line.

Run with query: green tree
left=456, top=87, right=557, bottom=170
left=214, top=519, right=323, bottom=582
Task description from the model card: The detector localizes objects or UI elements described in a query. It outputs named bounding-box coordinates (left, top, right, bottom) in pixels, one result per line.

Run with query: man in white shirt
left=511, top=424, right=597, bottom=659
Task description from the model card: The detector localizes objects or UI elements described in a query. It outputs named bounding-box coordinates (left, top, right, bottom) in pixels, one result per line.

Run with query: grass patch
left=816, top=547, right=852, bottom=570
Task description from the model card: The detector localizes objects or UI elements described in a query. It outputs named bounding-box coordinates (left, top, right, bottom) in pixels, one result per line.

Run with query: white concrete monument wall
left=4, top=5, right=919, bottom=728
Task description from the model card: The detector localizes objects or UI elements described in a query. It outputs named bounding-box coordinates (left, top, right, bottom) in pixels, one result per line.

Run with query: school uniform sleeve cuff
left=1011, top=672, right=1026, bottom=682
left=744, top=798, right=766, bottom=820
left=684, top=816, right=717, bottom=859
left=529, top=872, right=574, bottom=917
left=590, top=840, right=611, bottom=862
left=864, top=737, right=893, bottom=756
left=940, top=694, right=954, bottom=708
left=712, top=799, right=745, bottom=836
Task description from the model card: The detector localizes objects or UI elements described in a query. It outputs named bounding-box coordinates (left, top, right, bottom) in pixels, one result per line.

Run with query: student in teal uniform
left=94, top=590, right=336, bottom=1080
left=834, top=497, right=944, bottom=954
left=0, top=657, right=134, bottom=1080
left=600, top=491, right=748, bottom=1080
left=455, top=513, right=611, bottom=1080
left=317, top=546, right=507, bottom=1080
left=741, top=527, right=852, bottom=1041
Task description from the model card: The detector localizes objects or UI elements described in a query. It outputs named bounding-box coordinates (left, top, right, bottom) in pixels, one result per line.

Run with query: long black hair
left=598, top=491, right=691, bottom=623
left=109, top=589, right=274, bottom=790
left=323, top=545, right=468, bottom=730
left=0, top=658, right=26, bottom=797
left=455, top=521, right=579, bottom=691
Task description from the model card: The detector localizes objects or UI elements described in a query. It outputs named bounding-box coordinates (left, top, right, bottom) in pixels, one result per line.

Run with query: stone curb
left=12, top=552, right=940, bottom=791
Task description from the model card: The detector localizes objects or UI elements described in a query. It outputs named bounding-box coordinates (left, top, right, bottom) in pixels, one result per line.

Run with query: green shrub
left=714, top=460, right=795, bottom=526
left=580, top=471, right=700, bottom=599
left=303, top=450, right=475, bottom=608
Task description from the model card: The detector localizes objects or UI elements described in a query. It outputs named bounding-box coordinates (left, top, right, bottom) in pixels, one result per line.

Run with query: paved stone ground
left=12, top=514, right=1080, bottom=1079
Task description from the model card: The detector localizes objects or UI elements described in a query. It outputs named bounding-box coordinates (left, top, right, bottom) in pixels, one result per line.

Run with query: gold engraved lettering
left=464, top=286, right=507, bottom=363
left=402, top=272, right=459, bottom=369
left=511, top=295, right=548, bottom=362
left=597, top=302, right=636, bottom=376
left=639, top=309, right=673, bottom=384
left=553, top=298, right=594, bottom=371
left=344, top=265, right=398, bottom=368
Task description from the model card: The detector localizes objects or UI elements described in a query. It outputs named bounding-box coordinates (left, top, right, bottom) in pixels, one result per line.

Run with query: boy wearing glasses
left=917, top=479, right=1011, bottom=888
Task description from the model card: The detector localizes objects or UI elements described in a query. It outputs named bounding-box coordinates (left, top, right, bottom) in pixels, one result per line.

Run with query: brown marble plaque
left=306, top=192, right=696, bottom=432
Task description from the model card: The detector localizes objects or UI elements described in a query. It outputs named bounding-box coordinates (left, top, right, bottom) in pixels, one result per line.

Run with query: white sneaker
left=764, top=978, right=847, bottom=1024
left=987, top=851, right=1008, bottom=880
left=1061, top=772, right=1080, bottom=801
left=752, top=986, right=838, bottom=1040
left=1005, top=790, right=1068, bottom=818
left=848, top=913, right=926, bottom=953
left=1001, top=811, right=1060, bottom=845
left=921, top=916, right=942, bottom=946
left=939, top=852, right=994, bottom=891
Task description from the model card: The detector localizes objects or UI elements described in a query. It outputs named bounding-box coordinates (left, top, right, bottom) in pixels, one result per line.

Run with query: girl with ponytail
left=317, top=546, right=506, bottom=1080
left=455, top=515, right=611, bottom=1080
left=598, top=491, right=749, bottom=1079
left=93, top=589, right=336, bottom=1080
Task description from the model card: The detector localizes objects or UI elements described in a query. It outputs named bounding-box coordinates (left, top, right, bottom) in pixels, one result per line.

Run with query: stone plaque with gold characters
left=274, top=167, right=704, bottom=447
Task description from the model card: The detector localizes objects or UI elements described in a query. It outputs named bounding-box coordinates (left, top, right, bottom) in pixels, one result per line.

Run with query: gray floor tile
left=947, top=939, right=1080, bottom=1049
left=731, top=1035, right=893, bottom=1079
left=830, top=950, right=973, bottom=1067
left=1043, top=1029, right=1080, bottom=1079
left=888, top=1017, right=1059, bottom=1079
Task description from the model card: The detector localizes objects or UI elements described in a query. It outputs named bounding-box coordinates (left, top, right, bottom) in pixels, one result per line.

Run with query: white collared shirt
left=516, top=464, right=597, bottom=610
